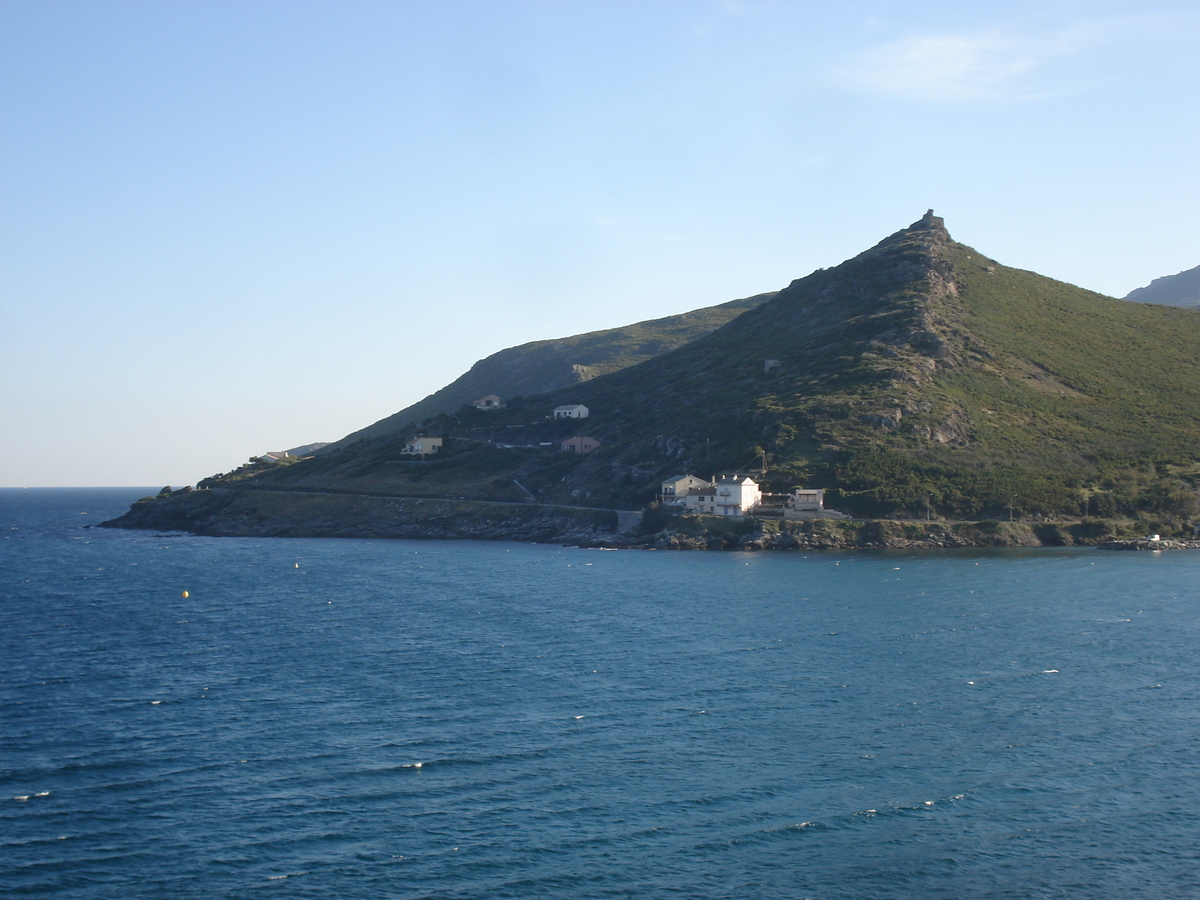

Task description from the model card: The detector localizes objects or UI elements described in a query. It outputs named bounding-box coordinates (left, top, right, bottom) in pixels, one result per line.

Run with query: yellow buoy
left=181, top=591, right=189, bottom=598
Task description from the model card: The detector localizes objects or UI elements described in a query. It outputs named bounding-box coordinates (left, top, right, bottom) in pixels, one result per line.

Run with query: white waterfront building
left=714, top=474, right=762, bottom=515
left=676, top=474, right=761, bottom=516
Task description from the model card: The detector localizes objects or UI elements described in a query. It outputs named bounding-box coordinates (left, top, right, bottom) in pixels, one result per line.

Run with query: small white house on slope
left=401, top=436, right=443, bottom=456
left=553, top=404, right=589, bottom=419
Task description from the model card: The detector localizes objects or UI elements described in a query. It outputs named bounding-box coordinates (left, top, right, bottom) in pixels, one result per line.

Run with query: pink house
left=560, top=436, right=601, bottom=454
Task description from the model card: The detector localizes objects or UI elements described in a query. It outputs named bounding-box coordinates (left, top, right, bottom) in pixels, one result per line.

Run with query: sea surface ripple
left=2, top=488, right=1199, bottom=898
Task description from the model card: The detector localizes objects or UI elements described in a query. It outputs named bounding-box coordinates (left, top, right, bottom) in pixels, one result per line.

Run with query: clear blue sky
left=3, top=0, right=1197, bottom=486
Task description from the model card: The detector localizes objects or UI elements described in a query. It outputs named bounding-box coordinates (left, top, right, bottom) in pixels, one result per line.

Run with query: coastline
left=97, top=487, right=1196, bottom=550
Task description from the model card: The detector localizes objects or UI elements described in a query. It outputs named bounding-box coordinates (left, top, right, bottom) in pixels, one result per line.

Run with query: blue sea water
left=2, top=488, right=1199, bottom=899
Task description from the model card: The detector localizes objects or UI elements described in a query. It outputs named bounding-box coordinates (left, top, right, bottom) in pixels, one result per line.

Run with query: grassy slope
left=203, top=215, right=1200, bottom=523
left=830, top=242, right=1200, bottom=517
left=325, top=292, right=773, bottom=449
left=942, top=246, right=1200, bottom=462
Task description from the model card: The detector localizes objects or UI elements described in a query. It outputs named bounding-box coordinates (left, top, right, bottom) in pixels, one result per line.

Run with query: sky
left=2, top=0, right=1197, bottom=487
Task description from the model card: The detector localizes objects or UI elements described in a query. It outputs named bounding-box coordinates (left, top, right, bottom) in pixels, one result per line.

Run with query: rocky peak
left=912, top=208, right=947, bottom=237
left=842, top=210, right=953, bottom=277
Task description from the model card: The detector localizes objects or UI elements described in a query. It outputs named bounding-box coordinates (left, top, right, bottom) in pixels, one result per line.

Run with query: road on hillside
left=213, top=483, right=645, bottom=520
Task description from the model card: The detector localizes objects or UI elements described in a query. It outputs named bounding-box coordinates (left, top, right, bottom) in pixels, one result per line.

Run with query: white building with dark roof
left=713, top=474, right=762, bottom=515
left=553, top=404, right=589, bottom=419
left=679, top=485, right=718, bottom=515
left=678, top=475, right=761, bottom=516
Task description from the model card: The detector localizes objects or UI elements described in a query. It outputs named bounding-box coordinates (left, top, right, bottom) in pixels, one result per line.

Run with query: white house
left=473, top=394, right=503, bottom=410
left=714, top=474, right=761, bottom=515
left=553, top=404, right=589, bottom=419
left=560, top=435, right=601, bottom=454
left=679, top=475, right=761, bottom=516
left=679, top=485, right=718, bottom=515
left=789, top=488, right=825, bottom=512
left=401, top=436, right=443, bottom=456
left=661, top=474, right=711, bottom=500
left=783, top=488, right=847, bottom=520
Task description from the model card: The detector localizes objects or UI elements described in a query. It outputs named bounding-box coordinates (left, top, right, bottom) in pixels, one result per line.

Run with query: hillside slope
left=1125, top=264, right=1200, bottom=308
left=325, top=292, right=772, bottom=449
left=495, top=211, right=1200, bottom=516
left=107, top=212, right=1200, bottom=533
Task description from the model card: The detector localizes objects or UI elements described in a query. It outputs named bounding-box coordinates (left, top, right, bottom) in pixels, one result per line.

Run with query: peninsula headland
left=103, top=212, right=1200, bottom=549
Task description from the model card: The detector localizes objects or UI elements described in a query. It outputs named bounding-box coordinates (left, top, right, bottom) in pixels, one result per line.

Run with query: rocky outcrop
left=645, top=516, right=1108, bottom=551
left=1099, top=539, right=1200, bottom=551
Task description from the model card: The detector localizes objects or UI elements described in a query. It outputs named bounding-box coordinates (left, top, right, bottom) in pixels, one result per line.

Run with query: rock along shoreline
left=1097, top=538, right=1200, bottom=551
left=96, top=488, right=1197, bottom=551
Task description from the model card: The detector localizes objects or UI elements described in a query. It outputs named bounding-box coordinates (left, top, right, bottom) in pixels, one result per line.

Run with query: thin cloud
left=842, top=31, right=1057, bottom=102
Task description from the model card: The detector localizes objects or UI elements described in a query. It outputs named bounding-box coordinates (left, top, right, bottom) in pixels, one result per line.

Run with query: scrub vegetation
left=146, top=213, right=1200, bottom=535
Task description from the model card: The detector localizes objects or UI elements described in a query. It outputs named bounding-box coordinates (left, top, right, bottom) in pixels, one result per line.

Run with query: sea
left=2, top=487, right=1199, bottom=899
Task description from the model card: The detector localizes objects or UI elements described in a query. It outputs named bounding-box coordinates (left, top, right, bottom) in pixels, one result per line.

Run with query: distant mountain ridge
left=325, top=292, right=773, bottom=450
left=1124, top=264, right=1200, bottom=308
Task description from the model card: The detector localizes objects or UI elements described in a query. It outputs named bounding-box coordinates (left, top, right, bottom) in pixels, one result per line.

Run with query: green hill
left=490, top=210, right=1200, bottom=519
left=323, top=292, right=773, bottom=449
left=109, top=212, right=1200, bottom=533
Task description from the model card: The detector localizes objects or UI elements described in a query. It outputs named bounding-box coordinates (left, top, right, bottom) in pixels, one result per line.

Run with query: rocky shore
left=99, top=488, right=625, bottom=546
left=1098, top=538, right=1200, bottom=551
left=96, top=487, right=1185, bottom=551
left=644, top=517, right=1118, bottom=551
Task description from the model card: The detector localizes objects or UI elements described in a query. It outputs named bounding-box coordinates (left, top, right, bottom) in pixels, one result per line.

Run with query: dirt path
left=216, top=484, right=645, bottom=529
